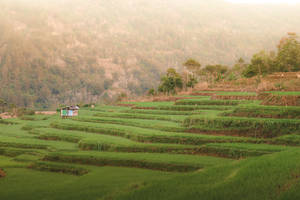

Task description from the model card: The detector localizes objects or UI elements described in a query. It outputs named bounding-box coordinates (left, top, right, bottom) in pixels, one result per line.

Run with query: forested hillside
left=0, top=0, right=300, bottom=108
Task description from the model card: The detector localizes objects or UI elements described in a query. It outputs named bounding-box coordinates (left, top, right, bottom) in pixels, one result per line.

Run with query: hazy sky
left=226, top=0, right=300, bottom=4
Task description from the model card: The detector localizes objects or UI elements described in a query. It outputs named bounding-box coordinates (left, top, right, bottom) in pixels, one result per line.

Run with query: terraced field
left=0, top=92, right=300, bottom=200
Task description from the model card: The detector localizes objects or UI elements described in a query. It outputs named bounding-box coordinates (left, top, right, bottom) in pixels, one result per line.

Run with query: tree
left=0, top=99, right=8, bottom=113
left=186, top=74, right=198, bottom=88
left=183, top=59, right=201, bottom=75
left=242, top=51, right=275, bottom=78
left=116, top=92, right=128, bottom=102
left=148, top=88, right=156, bottom=96
left=232, top=58, right=248, bottom=78
left=276, top=33, right=300, bottom=72
left=202, top=64, right=229, bottom=83
left=182, top=59, right=201, bottom=89
left=158, top=68, right=183, bottom=95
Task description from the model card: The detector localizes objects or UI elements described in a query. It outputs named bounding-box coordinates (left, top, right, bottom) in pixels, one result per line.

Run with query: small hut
left=61, top=106, right=80, bottom=118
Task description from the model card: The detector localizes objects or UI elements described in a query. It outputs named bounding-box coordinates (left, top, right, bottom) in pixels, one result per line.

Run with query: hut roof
left=61, top=106, right=80, bottom=110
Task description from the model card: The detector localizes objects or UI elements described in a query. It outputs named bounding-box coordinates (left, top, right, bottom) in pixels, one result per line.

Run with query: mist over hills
left=0, top=0, right=299, bottom=108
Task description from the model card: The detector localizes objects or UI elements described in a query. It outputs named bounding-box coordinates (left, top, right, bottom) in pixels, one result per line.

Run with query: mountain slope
left=0, top=0, right=300, bottom=108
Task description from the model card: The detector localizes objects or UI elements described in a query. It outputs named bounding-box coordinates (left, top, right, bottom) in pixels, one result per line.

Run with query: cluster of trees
left=151, top=33, right=300, bottom=95
left=243, top=33, right=300, bottom=77
left=0, top=98, right=35, bottom=117
left=157, top=68, right=183, bottom=94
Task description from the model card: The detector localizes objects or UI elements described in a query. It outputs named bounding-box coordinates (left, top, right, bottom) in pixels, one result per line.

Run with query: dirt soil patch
left=117, top=104, right=135, bottom=107
left=211, top=95, right=257, bottom=100
left=0, top=168, right=6, bottom=178
left=0, top=112, right=17, bottom=119
left=0, top=112, right=16, bottom=119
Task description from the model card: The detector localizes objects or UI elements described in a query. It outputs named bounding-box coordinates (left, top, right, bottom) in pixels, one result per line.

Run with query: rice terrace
left=0, top=90, right=299, bottom=200
left=1, top=0, right=300, bottom=199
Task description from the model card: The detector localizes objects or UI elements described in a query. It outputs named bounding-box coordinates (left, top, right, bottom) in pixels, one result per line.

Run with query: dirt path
left=0, top=112, right=16, bottom=119
left=35, top=111, right=57, bottom=115
left=0, top=111, right=57, bottom=119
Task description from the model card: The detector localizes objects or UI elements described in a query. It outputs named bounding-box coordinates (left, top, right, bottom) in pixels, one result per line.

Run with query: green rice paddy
left=0, top=91, right=300, bottom=200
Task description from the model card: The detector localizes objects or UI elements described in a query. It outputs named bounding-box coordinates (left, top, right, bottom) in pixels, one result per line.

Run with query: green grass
left=20, top=115, right=51, bottom=121
left=43, top=151, right=233, bottom=172
left=154, top=105, right=236, bottom=111
left=51, top=120, right=262, bottom=146
left=73, top=116, right=187, bottom=132
left=123, top=109, right=200, bottom=115
left=114, top=149, right=300, bottom=200
left=0, top=119, right=18, bottom=125
left=175, top=99, right=248, bottom=106
left=29, top=161, right=89, bottom=176
left=0, top=155, right=28, bottom=168
left=0, top=134, right=78, bottom=151
left=184, top=116, right=300, bottom=138
left=0, top=147, right=43, bottom=157
left=272, top=134, right=300, bottom=146
left=123, top=101, right=175, bottom=108
left=93, top=111, right=187, bottom=122
left=217, top=92, right=257, bottom=96
left=192, top=91, right=257, bottom=96
left=199, top=143, right=289, bottom=158
left=31, top=128, right=208, bottom=155
left=223, top=105, right=300, bottom=119
left=0, top=166, right=178, bottom=200
left=264, top=91, right=300, bottom=96
left=90, top=105, right=132, bottom=113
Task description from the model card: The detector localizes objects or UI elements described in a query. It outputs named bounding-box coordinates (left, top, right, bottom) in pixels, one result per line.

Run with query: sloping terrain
left=0, top=92, right=300, bottom=199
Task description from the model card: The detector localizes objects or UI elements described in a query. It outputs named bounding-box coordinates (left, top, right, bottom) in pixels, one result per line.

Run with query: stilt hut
left=61, top=106, right=80, bottom=118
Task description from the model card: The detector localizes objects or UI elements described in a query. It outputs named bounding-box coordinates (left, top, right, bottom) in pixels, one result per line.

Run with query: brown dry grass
left=259, top=93, right=300, bottom=106
left=194, top=72, right=300, bottom=92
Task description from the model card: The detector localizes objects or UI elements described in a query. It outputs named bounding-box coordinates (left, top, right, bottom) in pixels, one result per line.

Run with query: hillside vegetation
left=1, top=0, right=300, bottom=108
